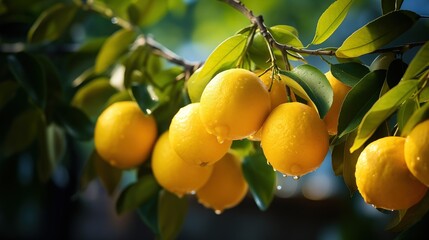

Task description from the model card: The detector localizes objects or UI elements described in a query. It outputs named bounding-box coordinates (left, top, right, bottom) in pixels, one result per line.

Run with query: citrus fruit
left=404, top=120, right=429, bottom=186
left=94, top=101, right=157, bottom=169
left=323, top=71, right=351, bottom=135
left=355, top=136, right=427, bottom=210
left=261, top=102, right=329, bottom=177
left=196, top=153, right=248, bottom=213
left=248, top=70, right=288, bottom=141
left=199, top=68, right=271, bottom=141
left=169, top=103, right=232, bottom=166
left=151, top=131, right=214, bottom=197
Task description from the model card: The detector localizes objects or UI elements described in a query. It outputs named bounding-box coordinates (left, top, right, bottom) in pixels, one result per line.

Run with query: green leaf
left=131, top=83, right=160, bottom=115
left=336, top=10, right=419, bottom=58
left=280, top=65, right=333, bottom=118
left=1, top=108, right=41, bottom=158
left=93, top=150, right=123, bottom=196
left=402, top=41, right=429, bottom=80
left=331, top=62, right=370, bottom=87
left=158, top=190, right=188, bottom=240
left=116, top=175, right=161, bottom=214
left=95, top=29, right=136, bottom=73
left=311, top=0, right=353, bottom=45
left=369, top=52, right=396, bottom=71
left=242, top=147, right=276, bottom=211
left=386, top=59, right=408, bottom=88
left=0, top=81, right=19, bottom=110
left=388, top=192, right=429, bottom=232
left=279, top=72, right=312, bottom=103
left=419, top=85, right=429, bottom=103
left=270, top=25, right=304, bottom=48
left=80, top=152, right=97, bottom=191
left=401, top=101, right=429, bottom=136
left=27, top=3, right=78, bottom=43
left=133, top=0, right=168, bottom=27
left=187, top=34, right=248, bottom=102
left=382, top=0, right=404, bottom=14
left=7, top=53, right=47, bottom=109
left=137, top=191, right=160, bottom=235
left=337, top=70, right=386, bottom=138
left=397, top=98, right=419, bottom=133
left=350, top=80, right=419, bottom=152
left=54, top=105, right=94, bottom=141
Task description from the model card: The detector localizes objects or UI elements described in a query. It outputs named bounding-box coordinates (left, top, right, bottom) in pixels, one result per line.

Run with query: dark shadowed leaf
left=402, top=41, right=429, bottom=81
left=131, top=83, right=160, bottom=115
left=336, top=10, right=419, bottom=58
left=280, top=65, right=333, bottom=118
left=138, top=191, right=160, bottom=235
left=350, top=80, right=419, bottom=152
left=386, top=59, right=408, bottom=88
left=1, top=108, right=41, bottom=158
left=337, top=70, right=386, bottom=138
left=158, top=190, right=188, bottom=240
left=93, top=150, right=123, bottom=196
left=27, top=3, right=78, bottom=43
left=311, top=0, right=353, bottom=45
left=331, top=62, right=370, bottom=87
left=80, top=151, right=97, bottom=191
left=242, top=147, right=276, bottom=211
left=381, top=0, right=404, bottom=14
left=95, top=29, right=136, bottom=73
left=7, top=53, right=46, bottom=109
left=116, top=174, right=161, bottom=214
left=54, top=105, right=94, bottom=140
left=0, top=81, right=19, bottom=110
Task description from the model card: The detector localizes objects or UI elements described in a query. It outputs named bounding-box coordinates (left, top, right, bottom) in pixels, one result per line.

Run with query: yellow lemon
left=94, top=101, right=157, bottom=169
left=151, top=131, right=213, bottom=197
left=355, top=136, right=427, bottom=210
left=169, top=103, right=232, bottom=166
left=196, top=153, right=248, bottom=213
left=405, top=120, right=429, bottom=186
left=323, top=71, right=351, bottom=135
left=261, top=102, right=329, bottom=177
left=199, top=68, right=271, bottom=141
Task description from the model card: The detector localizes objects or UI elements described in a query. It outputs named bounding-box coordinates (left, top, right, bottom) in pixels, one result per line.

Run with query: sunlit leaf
left=116, top=175, right=161, bottom=214
left=133, top=0, right=168, bottom=27
left=7, top=53, right=46, bottom=109
left=397, top=98, right=419, bottom=133
left=95, top=29, right=136, bottom=73
left=382, top=0, right=404, bottom=14
left=402, top=41, right=429, bottom=81
left=54, top=105, right=94, bottom=141
left=336, top=10, right=419, bottom=58
left=311, top=0, right=353, bottom=45
left=401, top=101, right=429, bottom=136
left=388, top=192, right=429, bottom=232
left=158, top=190, right=188, bottom=240
left=242, top=147, right=275, bottom=211
left=0, top=81, right=19, bottom=110
left=93, top=150, right=123, bottom=195
left=331, top=62, right=369, bottom=87
left=350, top=80, right=419, bottom=152
left=419, top=85, right=429, bottom=103
left=270, top=25, right=304, bottom=48
left=337, top=70, right=386, bottom=138
left=280, top=65, right=333, bottom=118
left=27, top=3, right=78, bottom=43
left=188, top=34, right=248, bottom=102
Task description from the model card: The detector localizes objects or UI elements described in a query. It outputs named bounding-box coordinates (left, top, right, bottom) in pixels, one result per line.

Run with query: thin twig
left=221, top=0, right=426, bottom=57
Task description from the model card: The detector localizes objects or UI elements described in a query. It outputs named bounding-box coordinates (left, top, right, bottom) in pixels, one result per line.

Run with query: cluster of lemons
left=92, top=67, right=429, bottom=213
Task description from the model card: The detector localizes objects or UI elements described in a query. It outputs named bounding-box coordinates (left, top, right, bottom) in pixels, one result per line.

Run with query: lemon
left=151, top=131, right=214, bottom=197
left=196, top=153, right=248, bottom=213
left=94, top=101, right=157, bottom=169
left=404, top=120, right=429, bottom=186
left=169, top=103, right=232, bottom=166
left=323, top=71, right=351, bottom=135
left=199, top=68, right=271, bottom=141
left=261, top=102, right=329, bottom=177
left=355, top=136, right=427, bottom=210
